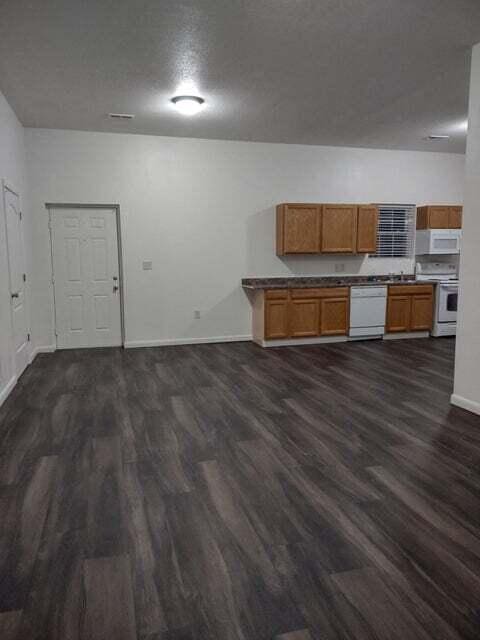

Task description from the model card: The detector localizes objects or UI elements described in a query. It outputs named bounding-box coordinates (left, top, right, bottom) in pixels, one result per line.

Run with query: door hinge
left=19, top=211, right=22, bottom=220
left=27, top=333, right=30, bottom=342
left=23, top=273, right=26, bottom=282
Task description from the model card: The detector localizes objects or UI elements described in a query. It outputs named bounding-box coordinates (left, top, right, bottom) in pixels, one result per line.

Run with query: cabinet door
left=321, top=205, right=357, bottom=253
left=416, top=207, right=428, bottom=230
left=448, top=206, right=463, bottom=229
left=357, top=205, right=378, bottom=253
left=428, top=207, right=449, bottom=229
left=320, top=298, right=349, bottom=335
left=410, top=295, right=433, bottom=331
left=386, top=296, right=410, bottom=333
left=265, top=300, right=289, bottom=339
left=281, top=205, right=320, bottom=254
left=290, top=299, right=319, bottom=337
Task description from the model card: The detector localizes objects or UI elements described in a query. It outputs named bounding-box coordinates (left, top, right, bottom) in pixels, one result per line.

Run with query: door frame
left=2, top=178, right=32, bottom=374
left=45, top=203, right=126, bottom=348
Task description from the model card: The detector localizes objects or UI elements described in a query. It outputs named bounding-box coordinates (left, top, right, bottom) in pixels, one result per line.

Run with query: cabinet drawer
left=265, top=289, right=288, bottom=300
left=290, top=287, right=349, bottom=299
left=290, top=288, right=323, bottom=299
left=388, top=284, right=433, bottom=296
left=318, top=287, right=349, bottom=298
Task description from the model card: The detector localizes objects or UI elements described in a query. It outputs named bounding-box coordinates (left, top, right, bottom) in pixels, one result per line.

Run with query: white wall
left=0, top=90, right=31, bottom=404
left=452, top=43, right=480, bottom=416
left=25, top=128, right=465, bottom=348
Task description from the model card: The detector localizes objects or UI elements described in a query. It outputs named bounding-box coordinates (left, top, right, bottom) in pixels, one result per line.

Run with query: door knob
left=11, top=292, right=19, bottom=299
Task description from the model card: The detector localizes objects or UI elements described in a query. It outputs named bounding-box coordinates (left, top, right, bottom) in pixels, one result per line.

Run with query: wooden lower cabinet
left=260, top=284, right=433, bottom=343
left=264, top=299, right=289, bottom=339
left=263, top=288, right=349, bottom=340
left=386, top=296, right=410, bottom=332
left=386, top=285, right=434, bottom=334
left=320, top=298, right=349, bottom=335
left=290, top=298, right=319, bottom=337
left=410, top=295, right=434, bottom=331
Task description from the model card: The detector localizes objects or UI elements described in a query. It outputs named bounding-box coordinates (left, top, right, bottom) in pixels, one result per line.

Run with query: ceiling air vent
left=108, top=113, right=135, bottom=120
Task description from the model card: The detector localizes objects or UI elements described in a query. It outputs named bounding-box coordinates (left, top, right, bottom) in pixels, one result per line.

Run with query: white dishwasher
left=349, top=286, right=387, bottom=338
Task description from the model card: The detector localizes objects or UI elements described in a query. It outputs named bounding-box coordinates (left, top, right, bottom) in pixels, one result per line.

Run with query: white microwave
left=415, top=229, right=462, bottom=255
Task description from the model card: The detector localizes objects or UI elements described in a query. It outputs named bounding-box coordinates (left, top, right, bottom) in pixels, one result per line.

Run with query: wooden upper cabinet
left=321, top=205, right=357, bottom=253
left=277, top=204, right=320, bottom=255
left=428, top=207, right=450, bottom=229
left=276, top=203, right=380, bottom=255
left=417, top=206, right=462, bottom=229
left=320, top=298, right=349, bottom=335
left=356, top=205, right=378, bottom=253
left=449, top=206, right=463, bottom=229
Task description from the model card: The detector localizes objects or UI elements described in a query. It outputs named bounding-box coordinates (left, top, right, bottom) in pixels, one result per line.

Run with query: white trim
left=450, top=394, right=480, bottom=416
left=2, top=179, right=19, bottom=197
left=2, top=178, right=32, bottom=376
left=30, top=345, right=56, bottom=362
left=46, top=203, right=125, bottom=348
left=124, top=335, right=252, bottom=348
left=0, top=375, right=17, bottom=408
left=255, top=335, right=348, bottom=348
left=383, top=331, right=430, bottom=340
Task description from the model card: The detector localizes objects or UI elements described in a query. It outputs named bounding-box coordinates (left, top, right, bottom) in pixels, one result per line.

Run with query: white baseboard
left=255, top=335, right=348, bottom=348
left=30, top=344, right=56, bottom=362
left=450, top=393, right=480, bottom=417
left=0, top=375, right=17, bottom=408
left=124, top=334, right=252, bottom=349
left=383, top=331, right=430, bottom=340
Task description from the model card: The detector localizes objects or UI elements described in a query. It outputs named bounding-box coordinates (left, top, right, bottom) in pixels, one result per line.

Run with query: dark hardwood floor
left=1, top=337, right=480, bottom=639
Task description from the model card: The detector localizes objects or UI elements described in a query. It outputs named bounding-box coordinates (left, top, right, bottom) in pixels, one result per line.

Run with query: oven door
left=437, top=284, right=458, bottom=323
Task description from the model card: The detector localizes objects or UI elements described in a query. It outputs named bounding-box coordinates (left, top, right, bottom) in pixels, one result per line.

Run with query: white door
left=50, top=208, right=122, bottom=349
left=4, top=184, right=30, bottom=377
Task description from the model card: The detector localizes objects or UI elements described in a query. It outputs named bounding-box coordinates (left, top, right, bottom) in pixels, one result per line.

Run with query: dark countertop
left=242, top=274, right=417, bottom=289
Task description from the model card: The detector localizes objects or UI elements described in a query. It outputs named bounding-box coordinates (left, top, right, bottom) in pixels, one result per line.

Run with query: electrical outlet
left=142, top=260, right=152, bottom=270
left=335, top=263, right=345, bottom=273
left=194, top=310, right=201, bottom=319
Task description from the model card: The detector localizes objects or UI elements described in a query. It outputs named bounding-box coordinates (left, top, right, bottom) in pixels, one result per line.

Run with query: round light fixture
left=171, top=95, right=205, bottom=116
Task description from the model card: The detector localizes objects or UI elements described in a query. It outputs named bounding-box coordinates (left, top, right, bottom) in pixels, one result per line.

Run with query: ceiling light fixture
left=428, top=134, right=450, bottom=141
left=171, top=95, right=205, bottom=116
left=108, top=113, right=135, bottom=120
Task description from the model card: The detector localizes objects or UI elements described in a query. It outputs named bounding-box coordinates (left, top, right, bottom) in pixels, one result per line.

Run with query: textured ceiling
left=0, top=0, right=479, bottom=152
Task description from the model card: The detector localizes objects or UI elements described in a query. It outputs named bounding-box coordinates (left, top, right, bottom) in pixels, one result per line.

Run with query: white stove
left=416, top=262, right=458, bottom=337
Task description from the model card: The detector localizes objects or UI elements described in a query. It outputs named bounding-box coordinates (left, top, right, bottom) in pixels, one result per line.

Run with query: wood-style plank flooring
left=1, top=337, right=480, bottom=639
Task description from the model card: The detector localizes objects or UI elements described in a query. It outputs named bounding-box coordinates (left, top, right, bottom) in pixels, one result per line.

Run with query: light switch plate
left=142, top=261, right=152, bottom=271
